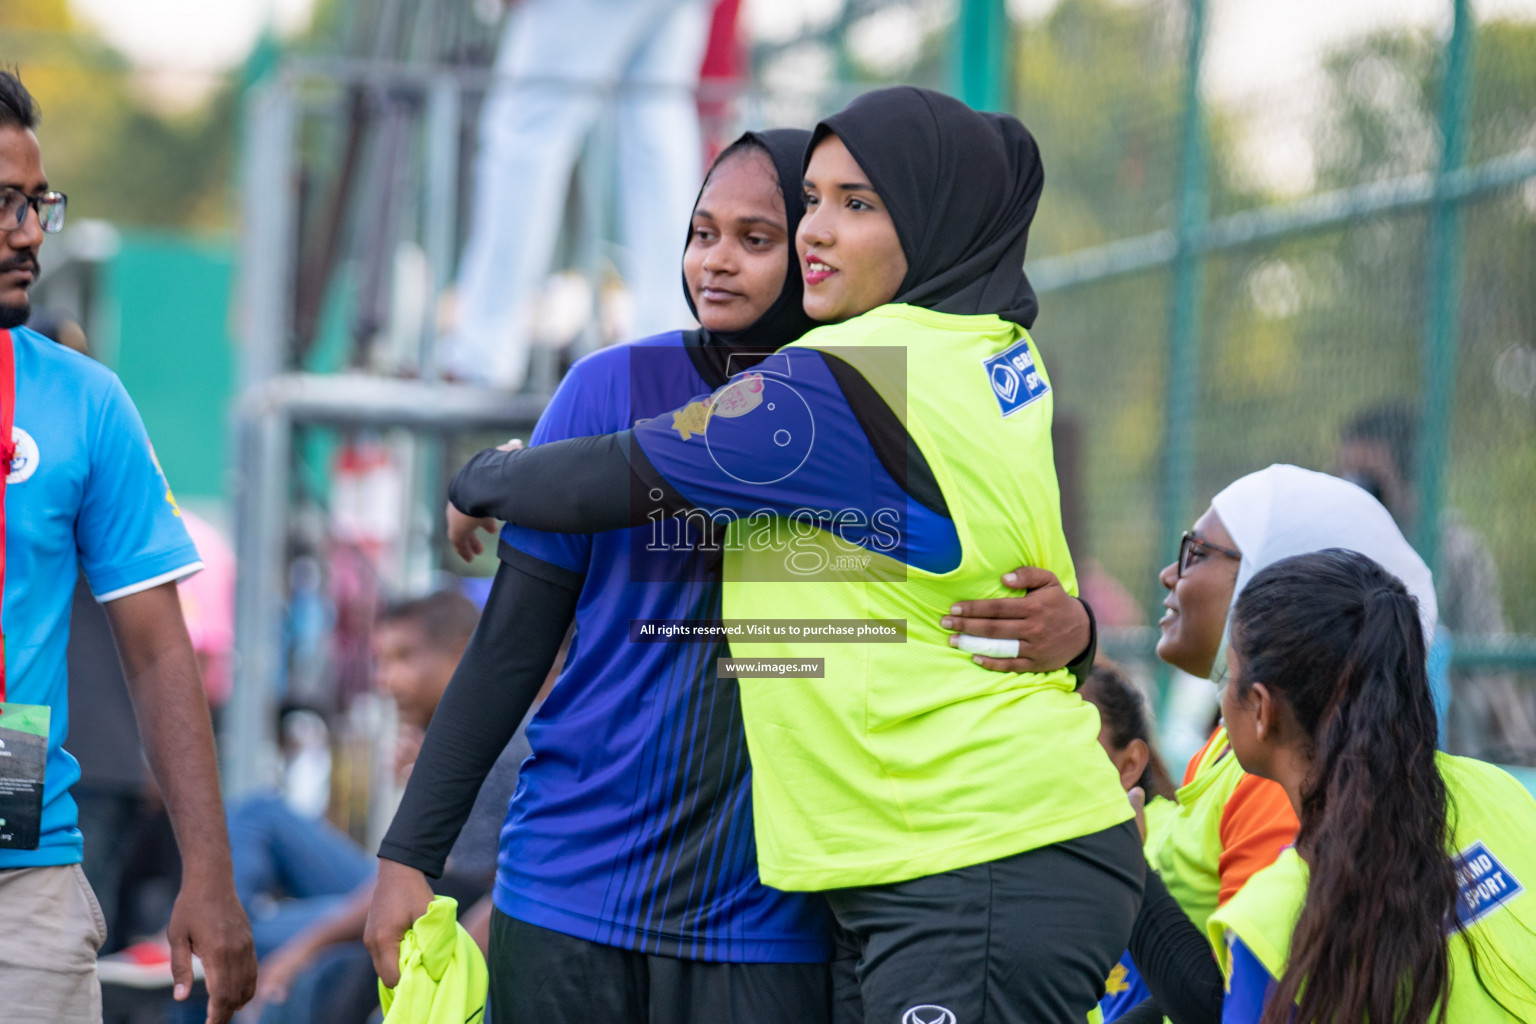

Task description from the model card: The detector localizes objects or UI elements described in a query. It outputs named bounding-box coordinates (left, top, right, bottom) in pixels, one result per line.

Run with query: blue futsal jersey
left=493, top=332, right=833, bottom=963
left=1099, top=951, right=1153, bottom=1021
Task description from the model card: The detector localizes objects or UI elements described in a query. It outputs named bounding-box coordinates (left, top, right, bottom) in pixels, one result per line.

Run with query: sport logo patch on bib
left=982, top=339, right=1049, bottom=418
left=1453, top=840, right=1523, bottom=928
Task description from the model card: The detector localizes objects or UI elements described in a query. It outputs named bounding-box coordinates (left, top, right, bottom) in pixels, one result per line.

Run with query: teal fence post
left=1416, top=0, right=1474, bottom=575
left=1154, top=0, right=1208, bottom=711
left=1157, top=0, right=1209, bottom=598
left=952, top=0, right=1009, bottom=111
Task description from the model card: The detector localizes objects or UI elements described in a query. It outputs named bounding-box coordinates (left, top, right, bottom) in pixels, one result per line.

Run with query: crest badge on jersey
left=670, top=373, right=768, bottom=441
left=6, top=427, right=39, bottom=484
left=982, top=339, right=1049, bottom=418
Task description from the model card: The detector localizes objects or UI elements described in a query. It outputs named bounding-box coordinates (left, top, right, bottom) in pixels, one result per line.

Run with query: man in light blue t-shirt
left=0, top=71, right=256, bottom=1023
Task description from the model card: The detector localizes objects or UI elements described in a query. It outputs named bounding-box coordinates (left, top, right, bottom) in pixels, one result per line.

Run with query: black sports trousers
left=488, top=910, right=833, bottom=1024
left=827, top=821, right=1145, bottom=1024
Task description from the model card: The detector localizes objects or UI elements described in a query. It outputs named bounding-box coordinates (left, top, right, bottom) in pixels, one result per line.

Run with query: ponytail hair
left=1231, top=549, right=1453, bottom=1024
left=1080, top=662, right=1179, bottom=801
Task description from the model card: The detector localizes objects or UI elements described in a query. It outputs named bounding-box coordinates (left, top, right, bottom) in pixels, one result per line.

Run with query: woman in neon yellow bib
left=1209, top=548, right=1536, bottom=1022
left=957, top=465, right=1442, bottom=1022
left=1144, top=466, right=1438, bottom=946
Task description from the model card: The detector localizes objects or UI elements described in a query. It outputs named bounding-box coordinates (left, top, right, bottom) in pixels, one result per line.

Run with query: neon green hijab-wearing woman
left=443, top=87, right=1142, bottom=1023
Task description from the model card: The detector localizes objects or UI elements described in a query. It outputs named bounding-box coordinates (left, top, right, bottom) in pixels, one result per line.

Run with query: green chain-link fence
left=944, top=0, right=1536, bottom=766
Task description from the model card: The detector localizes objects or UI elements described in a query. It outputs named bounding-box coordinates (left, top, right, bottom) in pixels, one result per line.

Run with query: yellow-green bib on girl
left=722, top=304, right=1130, bottom=892
left=1209, top=754, right=1536, bottom=1020
left=1146, top=727, right=1246, bottom=935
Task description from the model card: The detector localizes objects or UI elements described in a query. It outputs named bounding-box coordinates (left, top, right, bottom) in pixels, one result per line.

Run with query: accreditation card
left=0, top=702, right=49, bottom=849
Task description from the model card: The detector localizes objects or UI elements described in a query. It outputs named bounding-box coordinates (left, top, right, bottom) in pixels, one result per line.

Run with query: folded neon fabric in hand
left=379, top=896, right=488, bottom=1024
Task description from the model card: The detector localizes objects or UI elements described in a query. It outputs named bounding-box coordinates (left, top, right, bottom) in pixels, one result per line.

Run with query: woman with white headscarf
left=1066, top=464, right=1440, bottom=1024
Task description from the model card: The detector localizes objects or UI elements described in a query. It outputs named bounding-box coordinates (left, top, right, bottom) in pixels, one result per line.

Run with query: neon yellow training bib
left=1146, top=727, right=1246, bottom=935
left=724, top=304, right=1131, bottom=892
left=1210, top=754, right=1536, bottom=1020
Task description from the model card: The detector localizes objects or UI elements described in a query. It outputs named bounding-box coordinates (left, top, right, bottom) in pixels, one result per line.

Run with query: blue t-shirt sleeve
left=631, top=348, right=955, bottom=570
left=497, top=355, right=614, bottom=576
left=76, top=375, right=201, bottom=601
left=1223, top=935, right=1281, bottom=1024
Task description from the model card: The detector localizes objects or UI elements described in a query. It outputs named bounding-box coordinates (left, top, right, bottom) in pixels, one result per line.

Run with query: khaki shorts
left=0, top=863, right=107, bottom=1024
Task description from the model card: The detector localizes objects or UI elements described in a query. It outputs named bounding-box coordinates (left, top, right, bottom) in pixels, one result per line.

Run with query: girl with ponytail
left=1211, top=548, right=1536, bottom=1023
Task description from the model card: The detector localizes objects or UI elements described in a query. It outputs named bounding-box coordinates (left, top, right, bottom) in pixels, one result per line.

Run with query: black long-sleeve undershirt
left=451, top=442, right=1099, bottom=681
left=449, top=433, right=683, bottom=535
left=447, top=348, right=962, bottom=541
left=1126, top=869, right=1225, bottom=1024
left=378, top=555, right=579, bottom=877
left=1069, top=598, right=1097, bottom=687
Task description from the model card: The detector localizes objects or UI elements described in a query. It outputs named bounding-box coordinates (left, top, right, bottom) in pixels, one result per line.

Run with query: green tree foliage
left=1, top=0, right=238, bottom=231
left=1016, top=0, right=1188, bottom=255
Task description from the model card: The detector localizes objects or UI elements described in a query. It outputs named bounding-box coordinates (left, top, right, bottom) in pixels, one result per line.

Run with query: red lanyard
left=0, top=328, right=14, bottom=702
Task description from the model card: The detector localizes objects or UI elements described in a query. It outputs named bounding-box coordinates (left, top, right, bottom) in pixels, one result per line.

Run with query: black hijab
left=682, top=129, right=821, bottom=355
left=809, top=86, right=1044, bottom=328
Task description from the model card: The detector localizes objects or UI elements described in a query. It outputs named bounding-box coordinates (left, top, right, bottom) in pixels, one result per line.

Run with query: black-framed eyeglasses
left=0, top=188, right=67, bottom=234
left=1178, top=530, right=1241, bottom=578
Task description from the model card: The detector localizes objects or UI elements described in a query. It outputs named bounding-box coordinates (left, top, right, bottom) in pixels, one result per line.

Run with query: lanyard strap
left=0, top=328, right=14, bottom=702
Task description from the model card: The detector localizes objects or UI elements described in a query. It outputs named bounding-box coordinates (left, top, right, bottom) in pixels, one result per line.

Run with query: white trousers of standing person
left=439, top=0, right=709, bottom=389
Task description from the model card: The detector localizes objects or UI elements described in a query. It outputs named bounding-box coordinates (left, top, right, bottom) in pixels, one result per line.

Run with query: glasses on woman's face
left=0, top=188, right=67, bottom=234
left=1178, top=530, right=1241, bottom=578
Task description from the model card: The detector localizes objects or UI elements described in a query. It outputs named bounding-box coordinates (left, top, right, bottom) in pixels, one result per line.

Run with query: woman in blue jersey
left=366, top=127, right=1094, bottom=1024
left=367, top=129, right=838, bottom=1024
left=1210, top=549, right=1536, bottom=1022
left=443, top=86, right=1144, bottom=1024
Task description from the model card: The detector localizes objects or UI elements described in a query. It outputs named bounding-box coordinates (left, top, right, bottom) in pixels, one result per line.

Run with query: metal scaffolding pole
left=226, top=63, right=551, bottom=797
left=227, top=412, right=291, bottom=797
left=225, top=374, right=545, bottom=796
left=421, top=73, right=462, bottom=377
left=226, top=77, right=300, bottom=796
